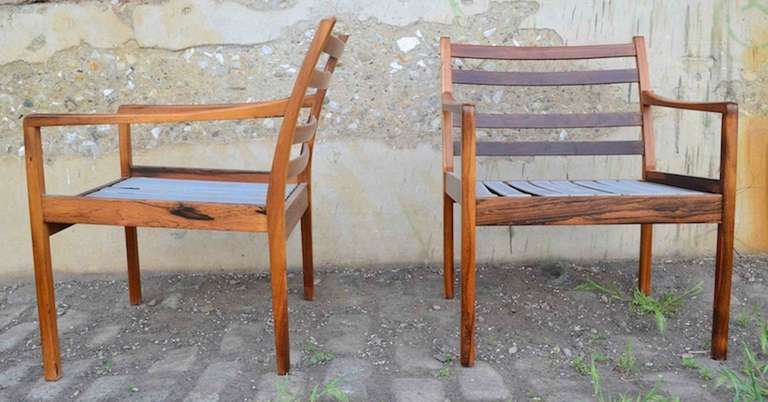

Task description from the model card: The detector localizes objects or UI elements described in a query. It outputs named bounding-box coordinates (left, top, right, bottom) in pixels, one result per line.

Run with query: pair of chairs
left=23, top=17, right=737, bottom=381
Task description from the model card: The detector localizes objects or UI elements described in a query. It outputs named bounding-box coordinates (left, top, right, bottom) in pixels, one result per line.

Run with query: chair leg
left=460, top=199, right=476, bottom=367
left=638, top=224, right=653, bottom=295
left=300, top=201, right=314, bottom=301
left=125, top=226, right=142, bottom=305
left=30, top=221, right=61, bottom=381
left=268, top=231, right=290, bottom=375
left=443, top=194, right=455, bottom=299
left=711, top=219, right=735, bottom=360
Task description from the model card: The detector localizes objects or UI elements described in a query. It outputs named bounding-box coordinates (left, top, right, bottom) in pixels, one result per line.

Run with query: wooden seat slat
left=483, top=181, right=529, bottom=197
left=452, top=69, right=639, bottom=86
left=476, top=182, right=496, bottom=198
left=453, top=140, right=644, bottom=156
left=452, top=112, right=642, bottom=129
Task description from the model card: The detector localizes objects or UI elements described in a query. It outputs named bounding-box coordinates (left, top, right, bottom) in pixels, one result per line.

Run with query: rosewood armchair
left=440, top=37, right=737, bottom=366
left=23, top=17, right=347, bottom=380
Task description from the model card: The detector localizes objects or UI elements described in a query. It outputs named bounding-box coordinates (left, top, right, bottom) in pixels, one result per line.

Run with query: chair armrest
left=23, top=96, right=317, bottom=128
left=442, top=92, right=468, bottom=113
left=641, top=91, right=737, bottom=114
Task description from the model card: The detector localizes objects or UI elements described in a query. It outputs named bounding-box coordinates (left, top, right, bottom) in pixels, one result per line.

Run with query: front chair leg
left=268, top=230, right=290, bottom=375
left=30, top=222, right=61, bottom=381
left=124, top=226, right=142, bottom=305
left=460, top=200, right=477, bottom=366
left=711, top=220, right=735, bottom=360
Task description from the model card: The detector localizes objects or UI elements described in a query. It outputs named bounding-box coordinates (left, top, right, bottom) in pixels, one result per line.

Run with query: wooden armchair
left=440, top=37, right=738, bottom=367
left=23, top=17, right=347, bottom=380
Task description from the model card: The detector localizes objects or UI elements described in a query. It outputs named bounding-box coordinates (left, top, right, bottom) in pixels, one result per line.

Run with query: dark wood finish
left=712, top=104, right=738, bottom=360
left=22, top=18, right=346, bottom=380
left=475, top=194, right=722, bottom=226
left=450, top=43, right=636, bottom=60
left=452, top=68, right=638, bottom=86
left=441, top=35, right=738, bottom=367
left=460, top=105, right=477, bottom=366
left=452, top=112, right=642, bottom=129
left=454, top=140, right=644, bottom=156
left=645, top=171, right=721, bottom=193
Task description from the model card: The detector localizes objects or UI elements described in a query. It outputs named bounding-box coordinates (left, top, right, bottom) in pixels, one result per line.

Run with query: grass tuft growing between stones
left=717, top=324, right=768, bottom=401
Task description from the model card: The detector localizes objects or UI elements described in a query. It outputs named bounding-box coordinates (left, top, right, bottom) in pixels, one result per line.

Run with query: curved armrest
left=23, top=96, right=316, bottom=128
left=641, top=91, right=737, bottom=114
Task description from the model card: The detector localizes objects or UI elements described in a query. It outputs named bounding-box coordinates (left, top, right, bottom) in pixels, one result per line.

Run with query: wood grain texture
left=450, top=43, right=636, bottom=60
left=475, top=195, right=722, bottom=226
left=712, top=104, right=738, bottom=360
left=23, top=126, right=61, bottom=381
left=124, top=226, right=142, bottom=305
left=453, top=140, right=644, bottom=156
left=634, top=36, right=656, bottom=174
left=460, top=105, right=477, bottom=367
left=638, top=223, right=653, bottom=295
left=452, top=68, right=638, bottom=86
left=131, top=165, right=279, bottom=183
left=452, top=112, right=642, bottom=129
left=644, top=171, right=721, bottom=193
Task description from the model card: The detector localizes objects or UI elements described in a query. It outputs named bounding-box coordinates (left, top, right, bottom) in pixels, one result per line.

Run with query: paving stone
left=458, top=362, right=511, bottom=401
left=0, top=322, right=36, bottom=352
left=183, top=361, right=241, bottom=402
left=0, top=304, right=30, bottom=329
left=7, top=285, right=35, bottom=305
left=27, top=359, right=93, bottom=401
left=255, top=371, right=307, bottom=402
left=323, top=358, right=372, bottom=400
left=160, top=293, right=181, bottom=309
left=219, top=323, right=262, bottom=354
left=86, top=324, right=121, bottom=348
left=392, top=378, right=445, bottom=402
left=58, top=310, right=90, bottom=334
left=76, top=375, right=130, bottom=402
left=148, top=346, right=198, bottom=373
left=395, top=345, right=442, bottom=372
left=0, top=360, right=35, bottom=387
left=326, top=314, right=370, bottom=354
left=124, top=378, right=176, bottom=402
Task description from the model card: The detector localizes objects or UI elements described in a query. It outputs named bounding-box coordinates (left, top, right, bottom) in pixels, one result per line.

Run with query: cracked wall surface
left=0, top=0, right=764, bottom=275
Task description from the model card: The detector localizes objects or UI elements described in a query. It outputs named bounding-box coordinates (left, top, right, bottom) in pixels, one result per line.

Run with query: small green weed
left=436, top=354, right=454, bottom=379
left=630, top=282, right=703, bottom=333
left=575, top=279, right=627, bottom=302
left=308, top=377, right=348, bottom=402
left=736, top=306, right=761, bottom=328
left=571, top=355, right=591, bottom=376
left=616, top=341, right=636, bottom=374
left=681, top=356, right=713, bottom=381
left=304, top=343, right=335, bottom=366
left=590, top=357, right=680, bottom=402
left=718, top=342, right=768, bottom=401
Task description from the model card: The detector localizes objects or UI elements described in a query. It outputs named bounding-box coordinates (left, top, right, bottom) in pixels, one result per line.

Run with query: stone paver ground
left=1, top=255, right=767, bottom=401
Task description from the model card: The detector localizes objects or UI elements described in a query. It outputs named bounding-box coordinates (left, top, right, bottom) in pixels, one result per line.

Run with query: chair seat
left=88, top=177, right=295, bottom=205
left=477, top=179, right=708, bottom=198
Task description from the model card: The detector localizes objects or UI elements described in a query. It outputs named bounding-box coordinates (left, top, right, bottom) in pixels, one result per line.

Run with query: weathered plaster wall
left=0, top=0, right=764, bottom=276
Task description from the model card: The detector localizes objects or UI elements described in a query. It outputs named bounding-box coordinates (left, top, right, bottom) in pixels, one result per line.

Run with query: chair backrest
left=441, top=37, right=654, bottom=169
left=268, top=17, right=347, bottom=207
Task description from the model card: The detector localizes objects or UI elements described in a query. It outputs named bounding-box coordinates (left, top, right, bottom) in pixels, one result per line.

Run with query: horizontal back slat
left=308, top=70, right=332, bottom=89
left=287, top=147, right=310, bottom=177
left=452, top=112, right=642, bottom=129
left=450, top=43, right=636, bottom=60
left=453, top=140, right=644, bottom=156
left=293, top=116, right=318, bottom=144
left=323, top=35, right=345, bottom=59
left=452, top=68, right=639, bottom=86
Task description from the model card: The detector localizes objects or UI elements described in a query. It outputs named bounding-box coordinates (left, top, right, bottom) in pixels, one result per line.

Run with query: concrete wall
left=0, top=0, right=766, bottom=276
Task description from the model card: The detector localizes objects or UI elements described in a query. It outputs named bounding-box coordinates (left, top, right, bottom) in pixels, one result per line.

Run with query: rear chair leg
left=443, top=194, right=455, bottom=299
left=300, top=197, right=314, bottom=301
left=125, top=226, right=142, bottom=305
left=30, top=221, right=61, bottom=381
left=268, top=231, right=290, bottom=375
left=638, top=224, right=653, bottom=295
left=711, top=220, right=735, bottom=360
left=460, top=199, right=476, bottom=366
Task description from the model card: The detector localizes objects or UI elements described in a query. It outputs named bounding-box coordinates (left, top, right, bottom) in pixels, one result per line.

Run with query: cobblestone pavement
left=1, top=256, right=766, bottom=401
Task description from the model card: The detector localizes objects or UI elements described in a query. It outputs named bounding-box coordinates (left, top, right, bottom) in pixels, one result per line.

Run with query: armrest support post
left=118, top=124, right=132, bottom=177
left=461, top=105, right=477, bottom=207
